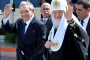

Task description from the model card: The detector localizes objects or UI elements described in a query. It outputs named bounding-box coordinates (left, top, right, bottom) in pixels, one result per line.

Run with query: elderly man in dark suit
left=40, top=3, right=53, bottom=59
left=40, top=3, right=53, bottom=40
left=75, top=0, right=90, bottom=60
left=2, top=1, right=46, bottom=60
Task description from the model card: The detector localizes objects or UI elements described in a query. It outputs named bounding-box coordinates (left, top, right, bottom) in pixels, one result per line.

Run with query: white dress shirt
left=80, top=15, right=90, bottom=29
left=42, top=18, right=48, bottom=23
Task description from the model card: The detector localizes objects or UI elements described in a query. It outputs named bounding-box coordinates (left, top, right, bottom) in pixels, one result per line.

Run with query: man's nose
left=22, top=13, right=26, bottom=15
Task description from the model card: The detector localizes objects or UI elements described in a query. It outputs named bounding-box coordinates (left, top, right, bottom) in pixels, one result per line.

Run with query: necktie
left=81, top=20, right=84, bottom=26
left=43, top=20, right=46, bottom=23
left=23, top=22, right=27, bottom=35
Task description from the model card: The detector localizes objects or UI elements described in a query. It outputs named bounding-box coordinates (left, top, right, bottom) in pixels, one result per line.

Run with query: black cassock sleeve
left=69, top=23, right=89, bottom=60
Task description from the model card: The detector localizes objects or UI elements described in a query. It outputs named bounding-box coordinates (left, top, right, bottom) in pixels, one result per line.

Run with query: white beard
left=53, top=19, right=60, bottom=29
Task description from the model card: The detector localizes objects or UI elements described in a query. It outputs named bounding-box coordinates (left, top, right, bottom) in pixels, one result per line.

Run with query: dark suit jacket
left=86, top=18, right=90, bottom=39
left=86, top=18, right=90, bottom=60
left=2, top=17, right=47, bottom=60
left=40, top=17, right=53, bottom=60
left=41, top=17, right=53, bottom=40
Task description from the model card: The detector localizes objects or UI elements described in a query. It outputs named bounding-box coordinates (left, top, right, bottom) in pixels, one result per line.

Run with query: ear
left=88, top=8, right=90, bottom=12
left=32, top=9, right=35, bottom=13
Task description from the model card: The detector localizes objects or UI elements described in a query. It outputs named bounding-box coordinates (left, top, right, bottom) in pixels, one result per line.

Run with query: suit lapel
left=24, top=17, right=36, bottom=39
left=86, top=17, right=90, bottom=36
left=45, top=19, right=49, bottom=26
left=40, top=19, right=43, bottom=22
left=45, top=17, right=52, bottom=26
left=20, top=20, right=25, bottom=40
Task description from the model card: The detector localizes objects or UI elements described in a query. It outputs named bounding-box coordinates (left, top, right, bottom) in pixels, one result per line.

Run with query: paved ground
left=1, top=56, right=16, bottom=60
left=0, top=35, right=16, bottom=60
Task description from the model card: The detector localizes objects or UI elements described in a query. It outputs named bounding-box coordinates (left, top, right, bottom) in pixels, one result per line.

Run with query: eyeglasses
left=43, top=8, right=50, bottom=11
left=20, top=10, right=29, bottom=14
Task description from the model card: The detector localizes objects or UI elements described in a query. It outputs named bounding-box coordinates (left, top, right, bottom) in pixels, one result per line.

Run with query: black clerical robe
left=44, top=23, right=89, bottom=60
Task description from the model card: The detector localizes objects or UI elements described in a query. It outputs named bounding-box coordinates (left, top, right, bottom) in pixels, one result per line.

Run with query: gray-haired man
left=2, top=1, right=46, bottom=60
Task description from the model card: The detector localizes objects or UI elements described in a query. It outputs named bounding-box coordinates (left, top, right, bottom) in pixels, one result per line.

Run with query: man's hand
left=4, top=4, right=13, bottom=18
left=64, top=5, right=73, bottom=21
left=45, top=41, right=53, bottom=49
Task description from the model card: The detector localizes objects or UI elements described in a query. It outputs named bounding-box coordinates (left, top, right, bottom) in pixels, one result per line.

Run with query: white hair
left=19, top=1, right=34, bottom=10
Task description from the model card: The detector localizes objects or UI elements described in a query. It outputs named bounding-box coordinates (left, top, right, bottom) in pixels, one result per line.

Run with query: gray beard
left=53, top=19, right=60, bottom=29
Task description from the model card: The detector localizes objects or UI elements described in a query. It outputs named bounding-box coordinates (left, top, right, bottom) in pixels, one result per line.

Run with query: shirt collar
left=25, top=14, right=34, bottom=25
left=43, top=18, right=48, bottom=20
left=83, top=15, right=90, bottom=24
